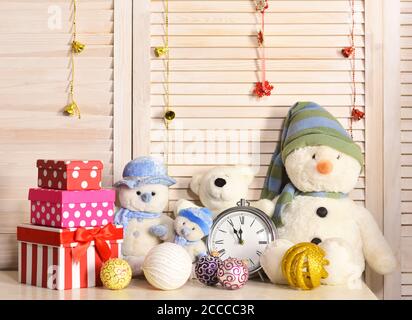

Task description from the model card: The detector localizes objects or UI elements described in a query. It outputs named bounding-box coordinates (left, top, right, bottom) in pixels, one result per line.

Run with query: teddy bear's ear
left=190, top=172, right=204, bottom=195
left=236, top=166, right=255, bottom=186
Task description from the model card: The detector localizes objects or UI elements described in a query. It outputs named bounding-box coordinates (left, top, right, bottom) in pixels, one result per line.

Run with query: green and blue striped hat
left=261, top=102, right=363, bottom=200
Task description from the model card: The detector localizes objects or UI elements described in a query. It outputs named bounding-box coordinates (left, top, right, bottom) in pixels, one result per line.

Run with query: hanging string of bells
left=253, top=0, right=273, bottom=98
left=64, top=0, right=85, bottom=119
left=154, top=0, right=175, bottom=173
left=342, top=0, right=364, bottom=137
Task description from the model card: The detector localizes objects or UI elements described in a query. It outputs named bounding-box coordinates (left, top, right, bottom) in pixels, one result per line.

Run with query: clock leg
left=257, top=270, right=266, bottom=282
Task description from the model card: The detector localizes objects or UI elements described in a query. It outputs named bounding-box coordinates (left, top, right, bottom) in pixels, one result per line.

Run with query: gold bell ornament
left=72, top=40, right=85, bottom=54
left=64, top=101, right=81, bottom=119
left=164, top=110, right=176, bottom=122
left=154, top=46, right=169, bottom=58
left=282, top=242, right=329, bottom=290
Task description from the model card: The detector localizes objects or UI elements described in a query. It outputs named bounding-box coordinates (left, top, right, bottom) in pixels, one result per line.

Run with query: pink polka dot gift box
left=29, top=188, right=115, bottom=228
left=36, top=159, right=103, bottom=191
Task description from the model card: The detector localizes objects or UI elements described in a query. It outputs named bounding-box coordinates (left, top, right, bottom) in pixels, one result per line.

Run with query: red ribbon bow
left=72, top=223, right=117, bottom=263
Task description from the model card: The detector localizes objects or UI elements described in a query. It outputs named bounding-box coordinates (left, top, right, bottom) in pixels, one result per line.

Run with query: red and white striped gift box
left=17, top=224, right=123, bottom=290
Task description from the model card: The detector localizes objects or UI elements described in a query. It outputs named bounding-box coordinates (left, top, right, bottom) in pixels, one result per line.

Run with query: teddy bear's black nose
left=311, top=238, right=322, bottom=245
left=214, top=178, right=227, bottom=187
left=316, top=207, right=328, bottom=218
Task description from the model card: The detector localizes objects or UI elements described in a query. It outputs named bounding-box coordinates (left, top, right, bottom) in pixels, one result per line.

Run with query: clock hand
left=238, top=228, right=244, bottom=245
left=233, top=227, right=241, bottom=242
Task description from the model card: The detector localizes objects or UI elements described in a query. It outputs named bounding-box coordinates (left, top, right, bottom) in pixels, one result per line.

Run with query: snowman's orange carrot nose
left=316, top=160, right=333, bottom=175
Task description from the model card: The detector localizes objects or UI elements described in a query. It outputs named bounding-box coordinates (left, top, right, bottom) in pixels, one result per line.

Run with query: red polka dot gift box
left=29, top=188, right=115, bottom=228
left=17, top=223, right=123, bottom=290
left=36, top=160, right=103, bottom=191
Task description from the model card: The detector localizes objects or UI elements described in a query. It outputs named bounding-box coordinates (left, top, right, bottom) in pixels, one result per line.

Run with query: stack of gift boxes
left=17, top=160, right=123, bottom=290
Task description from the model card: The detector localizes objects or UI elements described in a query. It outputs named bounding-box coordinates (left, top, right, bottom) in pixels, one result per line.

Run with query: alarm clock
left=207, top=199, right=277, bottom=277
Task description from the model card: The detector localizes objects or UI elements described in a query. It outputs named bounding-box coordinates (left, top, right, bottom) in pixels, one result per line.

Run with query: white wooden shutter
left=401, top=0, right=412, bottom=300
left=148, top=0, right=366, bottom=212
left=0, top=0, right=132, bottom=269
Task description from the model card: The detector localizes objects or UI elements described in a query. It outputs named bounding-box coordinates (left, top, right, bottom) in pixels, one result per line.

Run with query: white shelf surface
left=0, top=271, right=377, bottom=300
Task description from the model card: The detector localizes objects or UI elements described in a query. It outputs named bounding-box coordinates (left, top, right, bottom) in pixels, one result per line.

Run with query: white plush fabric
left=175, top=166, right=255, bottom=219
left=174, top=216, right=207, bottom=262
left=260, top=145, right=397, bottom=288
left=117, top=184, right=174, bottom=276
left=118, top=184, right=169, bottom=213
left=284, top=145, right=361, bottom=193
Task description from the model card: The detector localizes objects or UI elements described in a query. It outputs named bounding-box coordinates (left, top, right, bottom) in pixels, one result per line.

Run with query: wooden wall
left=147, top=0, right=366, bottom=213
left=0, top=0, right=408, bottom=299
left=401, top=0, right=412, bottom=300
left=0, top=0, right=132, bottom=269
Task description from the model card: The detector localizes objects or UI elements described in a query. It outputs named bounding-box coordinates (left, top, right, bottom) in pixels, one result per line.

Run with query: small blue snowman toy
left=113, top=156, right=176, bottom=276
left=173, top=207, right=213, bottom=262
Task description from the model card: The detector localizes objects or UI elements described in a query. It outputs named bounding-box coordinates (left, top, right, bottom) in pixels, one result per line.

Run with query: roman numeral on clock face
left=214, top=240, right=224, bottom=245
left=239, top=215, right=245, bottom=225
left=257, top=229, right=264, bottom=234
left=218, top=249, right=226, bottom=257
left=227, top=219, right=234, bottom=227
left=259, top=241, right=268, bottom=245
left=250, top=218, right=256, bottom=227
left=256, top=250, right=262, bottom=256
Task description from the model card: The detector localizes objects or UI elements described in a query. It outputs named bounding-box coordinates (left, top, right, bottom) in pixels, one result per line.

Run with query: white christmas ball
left=142, top=242, right=192, bottom=290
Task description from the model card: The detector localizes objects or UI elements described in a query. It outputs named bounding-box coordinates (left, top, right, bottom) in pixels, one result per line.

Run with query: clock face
left=207, top=208, right=276, bottom=274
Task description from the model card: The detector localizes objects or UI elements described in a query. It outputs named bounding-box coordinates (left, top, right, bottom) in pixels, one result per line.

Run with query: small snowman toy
left=114, top=157, right=175, bottom=276
left=173, top=207, right=213, bottom=262
left=259, top=102, right=397, bottom=287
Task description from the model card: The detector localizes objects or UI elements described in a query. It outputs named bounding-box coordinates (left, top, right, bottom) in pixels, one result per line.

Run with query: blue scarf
left=114, top=208, right=162, bottom=229
left=174, top=235, right=198, bottom=247
left=273, top=183, right=348, bottom=227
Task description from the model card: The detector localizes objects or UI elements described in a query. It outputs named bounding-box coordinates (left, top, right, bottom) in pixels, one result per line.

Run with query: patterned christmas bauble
left=143, top=243, right=192, bottom=290
left=195, top=254, right=221, bottom=286
left=217, top=258, right=249, bottom=290
left=282, top=242, right=329, bottom=290
left=100, top=258, right=132, bottom=290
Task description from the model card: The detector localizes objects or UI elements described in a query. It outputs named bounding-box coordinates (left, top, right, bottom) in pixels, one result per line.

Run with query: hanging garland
left=63, top=0, right=85, bottom=119
left=154, top=0, right=175, bottom=174
left=342, top=0, right=364, bottom=137
left=253, top=0, right=273, bottom=98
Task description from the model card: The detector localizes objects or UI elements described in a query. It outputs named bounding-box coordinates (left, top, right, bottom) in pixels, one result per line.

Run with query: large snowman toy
left=114, top=157, right=175, bottom=276
left=259, top=102, right=396, bottom=286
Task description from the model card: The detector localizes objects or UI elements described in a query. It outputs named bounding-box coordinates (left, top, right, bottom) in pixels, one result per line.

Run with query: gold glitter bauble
left=281, top=242, right=329, bottom=290
left=100, top=258, right=132, bottom=290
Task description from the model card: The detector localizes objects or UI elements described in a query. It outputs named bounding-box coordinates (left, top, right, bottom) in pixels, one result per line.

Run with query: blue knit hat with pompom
left=179, top=207, right=213, bottom=236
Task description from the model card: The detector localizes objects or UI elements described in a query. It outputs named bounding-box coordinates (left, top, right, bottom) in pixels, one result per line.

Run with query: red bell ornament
left=342, top=46, right=355, bottom=58
left=351, top=108, right=365, bottom=121
left=257, top=31, right=264, bottom=46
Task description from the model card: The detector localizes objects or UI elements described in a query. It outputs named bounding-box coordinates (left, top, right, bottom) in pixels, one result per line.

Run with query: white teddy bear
left=259, top=102, right=397, bottom=287
left=173, top=207, right=213, bottom=262
left=174, top=166, right=255, bottom=219
left=114, top=157, right=175, bottom=276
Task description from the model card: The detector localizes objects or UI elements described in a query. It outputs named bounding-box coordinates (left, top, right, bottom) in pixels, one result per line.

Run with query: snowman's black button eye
left=316, top=207, right=328, bottom=218
left=312, top=154, right=316, bottom=160
left=136, top=191, right=141, bottom=196
left=311, top=238, right=322, bottom=245
left=192, top=227, right=195, bottom=231
left=337, top=154, right=341, bottom=160
left=183, top=222, right=186, bottom=225
left=151, top=192, right=156, bottom=196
